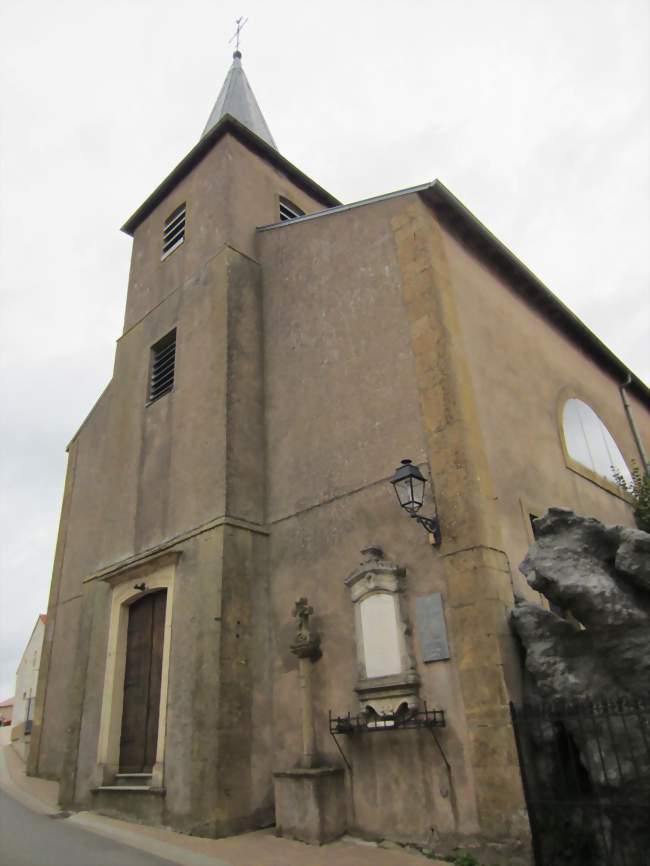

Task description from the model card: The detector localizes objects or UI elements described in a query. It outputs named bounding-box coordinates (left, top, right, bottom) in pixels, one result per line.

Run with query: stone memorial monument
left=273, top=598, right=347, bottom=844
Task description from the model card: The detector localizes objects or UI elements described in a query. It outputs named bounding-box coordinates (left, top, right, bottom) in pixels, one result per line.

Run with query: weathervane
left=229, top=16, right=248, bottom=54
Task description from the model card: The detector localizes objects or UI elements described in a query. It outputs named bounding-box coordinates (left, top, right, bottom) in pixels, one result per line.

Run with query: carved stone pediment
left=344, top=546, right=405, bottom=602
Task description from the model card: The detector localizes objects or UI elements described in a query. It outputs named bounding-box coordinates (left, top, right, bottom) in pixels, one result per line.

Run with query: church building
left=28, top=48, right=650, bottom=863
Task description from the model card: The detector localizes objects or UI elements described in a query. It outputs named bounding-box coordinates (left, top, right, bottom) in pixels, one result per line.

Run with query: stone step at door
left=113, top=772, right=153, bottom=788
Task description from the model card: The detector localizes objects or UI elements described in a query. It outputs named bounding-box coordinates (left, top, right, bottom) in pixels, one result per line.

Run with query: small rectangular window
left=279, top=197, right=304, bottom=222
left=148, top=329, right=176, bottom=403
left=162, top=204, right=186, bottom=259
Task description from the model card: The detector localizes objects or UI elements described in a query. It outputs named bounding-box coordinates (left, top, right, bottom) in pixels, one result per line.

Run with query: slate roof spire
left=201, top=50, right=277, bottom=149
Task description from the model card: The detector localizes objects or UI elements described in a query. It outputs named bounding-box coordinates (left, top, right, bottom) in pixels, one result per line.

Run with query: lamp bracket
left=410, top=514, right=442, bottom=546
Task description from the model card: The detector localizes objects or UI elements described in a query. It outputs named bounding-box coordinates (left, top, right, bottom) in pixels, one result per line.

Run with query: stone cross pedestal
left=273, top=597, right=346, bottom=844
left=290, top=597, right=321, bottom=768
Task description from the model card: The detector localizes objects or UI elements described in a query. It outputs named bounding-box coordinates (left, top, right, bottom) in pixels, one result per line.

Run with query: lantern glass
left=390, top=460, right=427, bottom=514
left=410, top=475, right=426, bottom=512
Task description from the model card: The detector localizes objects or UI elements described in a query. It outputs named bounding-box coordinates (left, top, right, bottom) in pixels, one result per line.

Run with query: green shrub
left=612, top=461, right=650, bottom=533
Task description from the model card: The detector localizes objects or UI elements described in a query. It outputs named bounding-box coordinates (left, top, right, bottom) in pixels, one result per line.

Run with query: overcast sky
left=0, top=0, right=648, bottom=701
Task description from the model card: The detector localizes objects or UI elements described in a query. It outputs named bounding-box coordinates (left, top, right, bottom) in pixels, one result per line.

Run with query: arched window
left=562, top=398, right=632, bottom=487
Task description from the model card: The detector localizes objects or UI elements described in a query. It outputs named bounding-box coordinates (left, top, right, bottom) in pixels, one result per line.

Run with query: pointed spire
left=201, top=51, right=277, bottom=149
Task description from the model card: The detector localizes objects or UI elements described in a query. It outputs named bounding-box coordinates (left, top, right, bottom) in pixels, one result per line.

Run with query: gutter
left=620, top=375, right=649, bottom=471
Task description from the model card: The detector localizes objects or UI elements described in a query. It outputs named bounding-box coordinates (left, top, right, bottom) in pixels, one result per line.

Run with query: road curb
left=0, top=747, right=232, bottom=866
left=67, top=813, right=233, bottom=866
left=0, top=747, right=57, bottom=816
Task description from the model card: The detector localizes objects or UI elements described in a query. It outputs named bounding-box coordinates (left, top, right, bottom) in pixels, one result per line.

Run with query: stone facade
left=28, top=57, right=650, bottom=866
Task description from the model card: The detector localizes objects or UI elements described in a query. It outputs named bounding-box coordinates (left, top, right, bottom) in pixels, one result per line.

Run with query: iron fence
left=511, top=696, right=650, bottom=866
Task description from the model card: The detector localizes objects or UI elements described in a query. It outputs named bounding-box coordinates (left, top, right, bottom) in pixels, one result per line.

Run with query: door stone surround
left=95, top=551, right=178, bottom=789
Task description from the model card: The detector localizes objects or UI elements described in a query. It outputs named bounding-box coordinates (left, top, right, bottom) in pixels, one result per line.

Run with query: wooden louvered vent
left=148, top=330, right=176, bottom=403
left=161, top=203, right=186, bottom=259
left=279, top=197, right=304, bottom=222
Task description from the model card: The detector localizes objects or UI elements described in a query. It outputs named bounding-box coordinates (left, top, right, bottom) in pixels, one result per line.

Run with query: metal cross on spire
left=228, top=16, right=248, bottom=54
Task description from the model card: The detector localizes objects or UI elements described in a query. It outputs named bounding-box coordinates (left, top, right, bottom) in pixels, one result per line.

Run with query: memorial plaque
left=416, top=593, right=450, bottom=662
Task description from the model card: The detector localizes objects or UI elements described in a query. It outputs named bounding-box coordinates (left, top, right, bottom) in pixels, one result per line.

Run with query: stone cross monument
left=273, top=596, right=346, bottom=844
left=290, top=597, right=321, bottom=768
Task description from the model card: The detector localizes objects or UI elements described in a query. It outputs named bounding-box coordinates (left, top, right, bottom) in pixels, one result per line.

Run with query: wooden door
left=119, top=590, right=167, bottom=773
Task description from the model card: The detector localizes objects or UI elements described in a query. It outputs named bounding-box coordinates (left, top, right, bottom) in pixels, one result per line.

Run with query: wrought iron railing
left=511, top=695, right=650, bottom=866
left=329, top=705, right=445, bottom=735
left=328, top=704, right=446, bottom=771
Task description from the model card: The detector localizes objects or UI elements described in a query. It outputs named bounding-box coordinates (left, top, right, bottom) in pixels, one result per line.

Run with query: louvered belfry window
left=279, top=197, right=304, bottom=222
left=148, top=330, right=176, bottom=403
left=161, top=204, right=186, bottom=259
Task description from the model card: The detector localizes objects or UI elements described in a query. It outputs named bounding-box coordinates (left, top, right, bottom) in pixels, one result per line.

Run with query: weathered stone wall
left=259, top=195, right=473, bottom=846
left=260, top=195, right=531, bottom=863
left=31, top=113, right=650, bottom=865
left=443, top=225, right=647, bottom=604
left=30, top=132, right=321, bottom=835
left=124, top=133, right=329, bottom=332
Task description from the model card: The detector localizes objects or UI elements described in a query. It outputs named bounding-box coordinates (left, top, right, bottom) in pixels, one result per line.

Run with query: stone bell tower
left=29, top=46, right=338, bottom=837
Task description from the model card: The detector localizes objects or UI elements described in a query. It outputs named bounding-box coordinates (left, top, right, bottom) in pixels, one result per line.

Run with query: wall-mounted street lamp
left=390, top=459, right=442, bottom=547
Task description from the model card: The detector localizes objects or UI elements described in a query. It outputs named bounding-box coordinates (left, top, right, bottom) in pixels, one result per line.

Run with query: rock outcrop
left=511, top=508, right=650, bottom=866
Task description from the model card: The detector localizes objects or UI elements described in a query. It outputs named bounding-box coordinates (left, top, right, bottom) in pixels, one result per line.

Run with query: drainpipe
left=619, top=375, right=649, bottom=472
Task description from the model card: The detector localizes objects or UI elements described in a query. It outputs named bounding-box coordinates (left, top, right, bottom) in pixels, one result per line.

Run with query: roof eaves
left=121, top=116, right=340, bottom=236
left=67, top=380, right=112, bottom=451
left=16, top=615, right=46, bottom=670
left=422, top=181, right=650, bottom=407
left=259, top=175, right=648, bottom=406
left=257, top=181, right=434, bottom=232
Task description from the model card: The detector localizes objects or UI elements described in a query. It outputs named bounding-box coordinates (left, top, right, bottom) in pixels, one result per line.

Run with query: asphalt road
left=0, top=787, right=176, bottom=866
